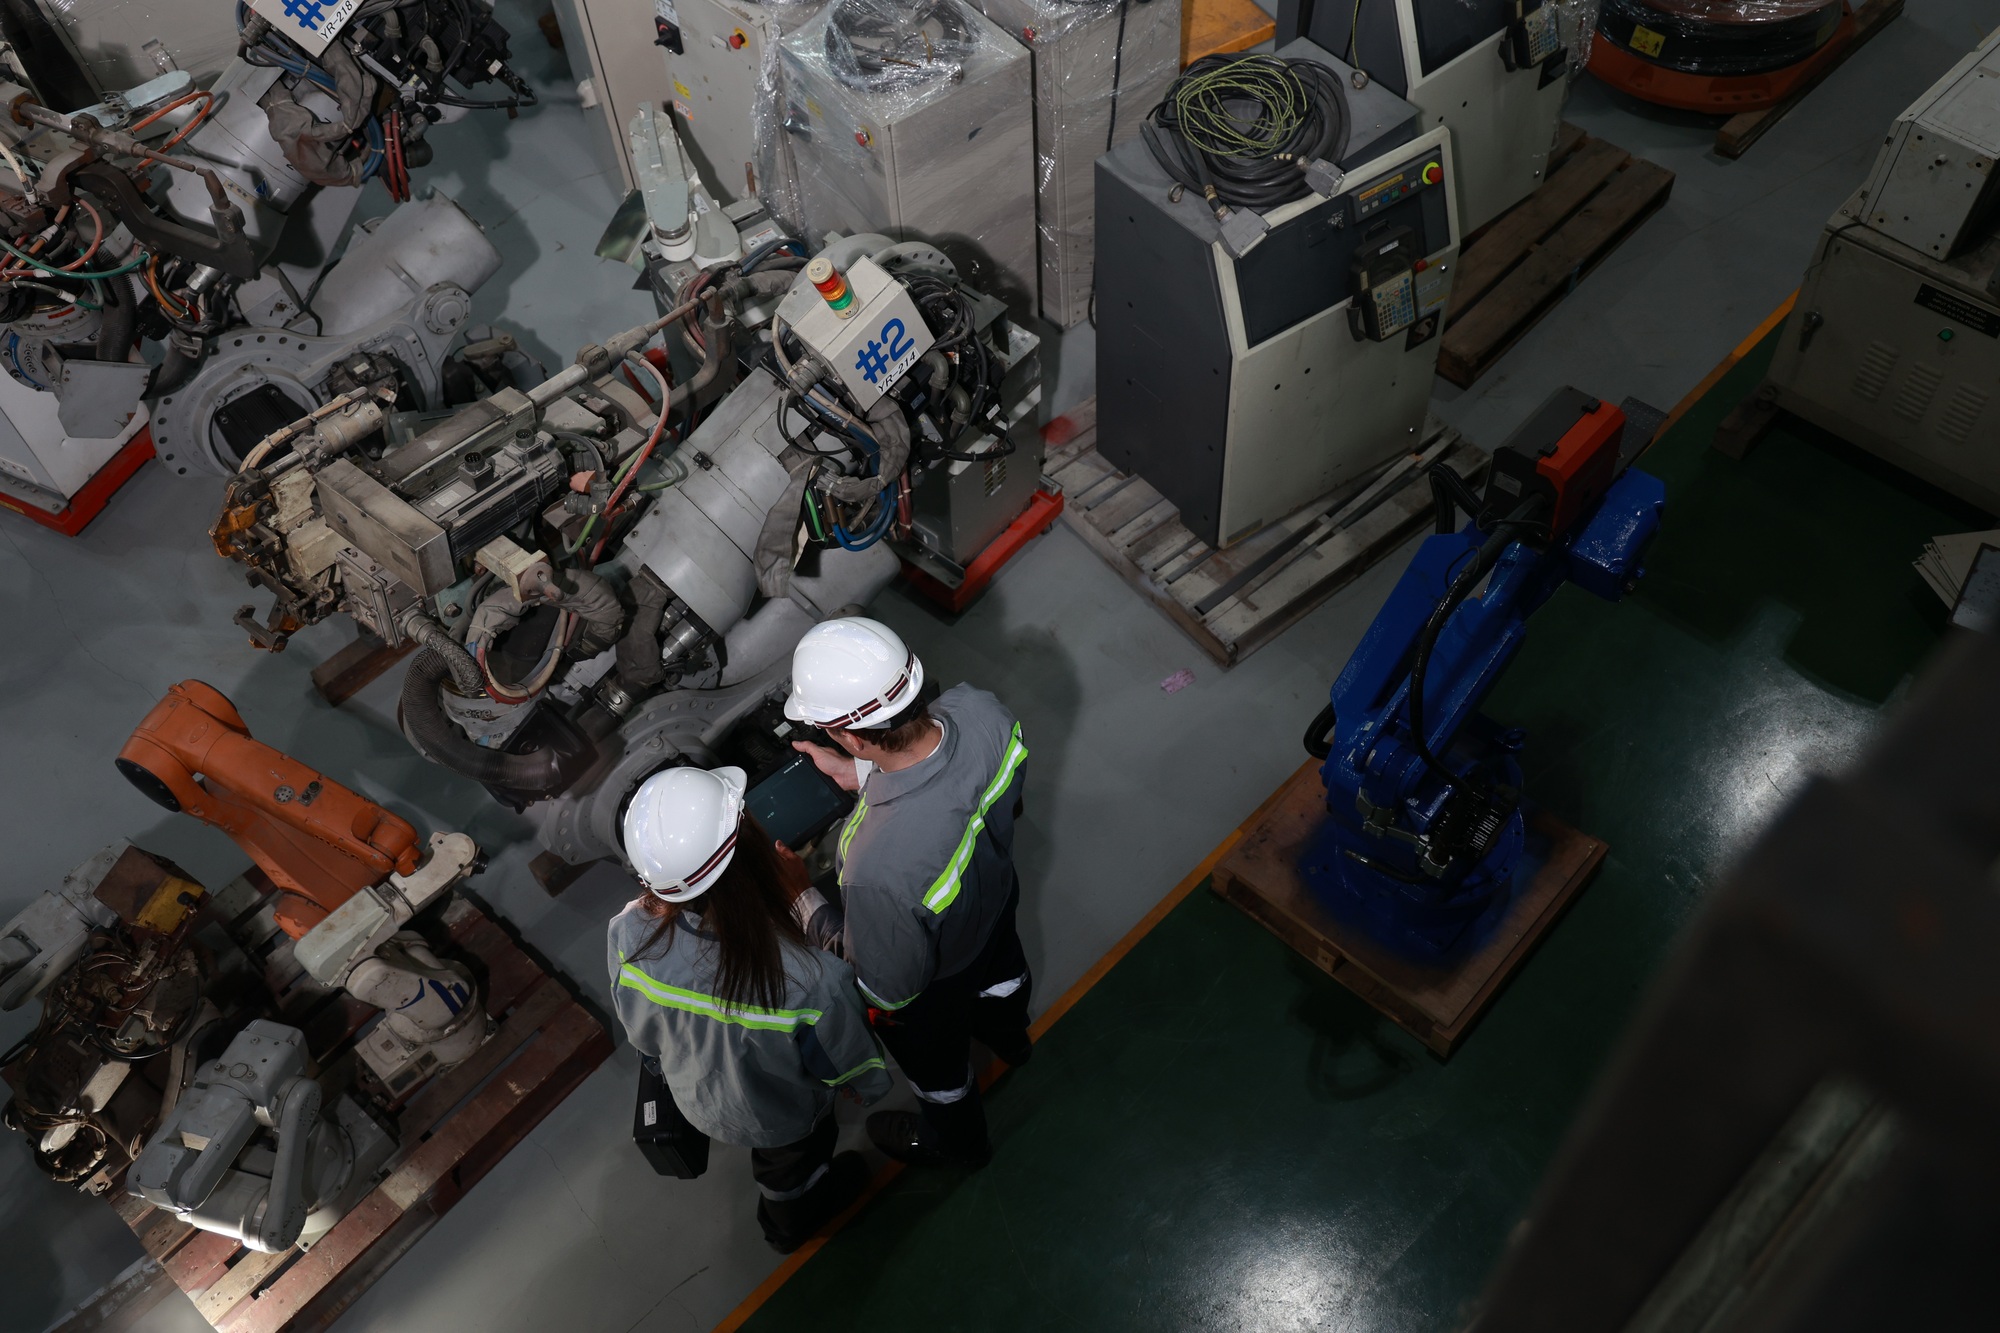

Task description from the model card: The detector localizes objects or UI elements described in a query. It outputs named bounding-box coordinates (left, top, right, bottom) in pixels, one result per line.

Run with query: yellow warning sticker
left=673, top=79, right=693, bottom=100
left=1630, top=24, right=1665, bottom=56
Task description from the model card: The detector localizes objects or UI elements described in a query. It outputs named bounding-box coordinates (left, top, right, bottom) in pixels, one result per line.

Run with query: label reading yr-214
left=853, top=315, right=923, bottom=391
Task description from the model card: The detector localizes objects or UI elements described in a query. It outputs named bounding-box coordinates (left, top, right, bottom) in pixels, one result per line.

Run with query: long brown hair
left=633, top=815, right=805, bottom=1011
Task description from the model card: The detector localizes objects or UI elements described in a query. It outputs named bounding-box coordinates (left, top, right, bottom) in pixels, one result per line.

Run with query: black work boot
left=867, top=1109, right=991, bottom=1169
left=757, top=1151, right=869, bottom=1253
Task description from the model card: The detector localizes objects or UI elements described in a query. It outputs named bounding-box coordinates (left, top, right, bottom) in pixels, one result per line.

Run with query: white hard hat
left=784, top=617, right=926, bottom=730
left=622, top=766, right=747, bottom=902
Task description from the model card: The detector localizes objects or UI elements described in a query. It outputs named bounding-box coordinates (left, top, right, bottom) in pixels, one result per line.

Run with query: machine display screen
left=1411, top=0, right=1514, bottom=75
left=745, top=754, right=851, bottom=850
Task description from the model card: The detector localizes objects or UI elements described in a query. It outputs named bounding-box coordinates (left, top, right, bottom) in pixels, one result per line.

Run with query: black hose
left=1405, top=500, right=1543, bottom=787
left=617, top=571, right=672, bottom=690
left=149, top=333, right=203, bottom=396
left=403, top=612, right=483, bottom=694
left=1303, top=702, right=1336, bottom=759
left=94, top=273, right=136, bottom=362
left=399, top=649, right=591, bottom=794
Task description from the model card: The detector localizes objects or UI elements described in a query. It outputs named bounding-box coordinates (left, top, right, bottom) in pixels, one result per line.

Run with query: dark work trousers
left=750, top=1111, right=839, bottom=1246
left=876, top=882, right=1033, bottom=1156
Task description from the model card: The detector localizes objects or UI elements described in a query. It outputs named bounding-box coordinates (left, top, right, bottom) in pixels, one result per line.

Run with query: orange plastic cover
left=117, top=681, right=422, bottom=937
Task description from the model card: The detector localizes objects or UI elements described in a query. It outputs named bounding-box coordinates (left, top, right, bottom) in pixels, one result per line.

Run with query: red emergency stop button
left=1421, top=161, right=1443, bottom=185
left=728, top=28, right=747, bottom=47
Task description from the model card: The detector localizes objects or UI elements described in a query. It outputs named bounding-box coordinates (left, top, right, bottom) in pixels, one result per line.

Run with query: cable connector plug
left=1302, top=158, right=1345, bottom=197
left=1216, top=205, right=1269, bottom=259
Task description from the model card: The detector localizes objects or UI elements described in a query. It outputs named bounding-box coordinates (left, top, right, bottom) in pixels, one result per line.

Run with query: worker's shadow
left=0, top=1167, right=88, bottom=1331
left=1284, top=954, right=1415, bottom=1103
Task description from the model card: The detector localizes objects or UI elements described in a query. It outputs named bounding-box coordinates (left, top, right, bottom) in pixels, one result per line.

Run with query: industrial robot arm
left=116, top=681, right=491, bottom=1091
left=1310, top=389, right=1665, bottom=954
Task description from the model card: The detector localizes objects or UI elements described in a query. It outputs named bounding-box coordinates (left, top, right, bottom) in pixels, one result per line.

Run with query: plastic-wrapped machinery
left=775, top=0, right=1037, bottom=317
left=969, top=0, right=1181, bottom=328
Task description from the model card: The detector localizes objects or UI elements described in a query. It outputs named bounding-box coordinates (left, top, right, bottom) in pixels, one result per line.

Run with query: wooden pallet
left=54, top=886, right=611, bottom=1333
left=1211, top=762, right=1607, bottom=1056
left=1715, top=0, right=1904, bottom=159
left=1438, top=125, right=1675, bottom=388
left=1045, top=401, right=1488, bottom=667
left=1181, top=0, right=1274, bottom=65
left=309, top=630, right=412, bottom=707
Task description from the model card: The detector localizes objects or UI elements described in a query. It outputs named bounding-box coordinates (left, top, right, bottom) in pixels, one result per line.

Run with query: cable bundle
left=1142, top=54, right=1350, bottom=215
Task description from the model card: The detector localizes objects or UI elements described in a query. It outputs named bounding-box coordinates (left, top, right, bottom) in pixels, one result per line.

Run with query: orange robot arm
left=116, top=681, right=422, bottom=938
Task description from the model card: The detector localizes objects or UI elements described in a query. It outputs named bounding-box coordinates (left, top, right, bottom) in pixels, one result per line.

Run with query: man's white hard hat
left=622, top=765, right=747, bottom=902
left=784, top=617, right=925, bottom=731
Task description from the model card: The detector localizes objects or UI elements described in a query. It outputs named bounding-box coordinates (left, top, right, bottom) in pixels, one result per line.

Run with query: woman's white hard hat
left=622, top=765, right=747, bottom=902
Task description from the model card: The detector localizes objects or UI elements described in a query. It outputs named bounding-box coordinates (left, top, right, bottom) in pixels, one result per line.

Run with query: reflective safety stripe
left=759, top=1160, right=829, bottom=1202
left=911, top=1067, right=976, bottom=1104
left=978, top=972, right=1027, bottom=1000
left=825, top=1055, right=886, bottom=1087
left=837, top=793, right=868, bottom=871
left=618, top=966, right=823, bottom=1031
left=922, top=724, right=1028, bottom=914
left=856, top=976, right=915, bottom=1011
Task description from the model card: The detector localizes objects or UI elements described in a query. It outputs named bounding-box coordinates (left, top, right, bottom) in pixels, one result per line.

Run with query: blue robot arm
left=1305, top=391, right=1665, bottom=956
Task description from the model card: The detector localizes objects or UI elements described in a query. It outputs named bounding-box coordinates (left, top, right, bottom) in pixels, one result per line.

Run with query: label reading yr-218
left=853, top=315, right=922, bottom=391
left=247, top=0, right=364, bottom=56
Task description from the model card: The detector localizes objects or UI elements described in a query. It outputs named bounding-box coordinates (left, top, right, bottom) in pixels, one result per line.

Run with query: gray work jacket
left=803, top=684, right=1027, bottom=1010
left=607, top=901, right=891, bottom=1148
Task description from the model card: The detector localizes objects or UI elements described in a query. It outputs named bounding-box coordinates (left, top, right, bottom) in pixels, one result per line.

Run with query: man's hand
left=773, top=839, right=813, bottom=903
left=792, top=739, right=859, bottom=791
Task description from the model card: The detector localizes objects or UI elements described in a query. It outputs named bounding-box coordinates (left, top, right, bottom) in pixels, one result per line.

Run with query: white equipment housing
left=1764, top=29, right=2000, bottom=512
left=778, top=0, right=1038, bottom=317
left=1279, top=0, right=1571, bottom=234
left=966, top=0, right=1183, bottom=328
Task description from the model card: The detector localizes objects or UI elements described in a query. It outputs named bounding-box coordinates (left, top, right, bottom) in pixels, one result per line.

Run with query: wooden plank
left=1086, top=476, right=1169, bottom=535
left=196, top=1250, right=293, bottom=1325
left=309, top=633, right=413, bottom=708
left=1211, top=763, right=1607, bottom=1055
left=1438, top=160, right=1674, bottom=387
left=1050, top=450, right=1116, bottom=496
left=164, top=1230, right=245, bottom=1297
left=1207, top=442, right=1488, bottom=659
left=1447, top=139, right=1630, bottom=317
left=1715, top=0, right=1905, bottom=159
left=1043, top=427, right=1098, bottom=476
left=1108, top=498, right=1181, bottom=552
left=1181, top=0, right=1273, bottom=65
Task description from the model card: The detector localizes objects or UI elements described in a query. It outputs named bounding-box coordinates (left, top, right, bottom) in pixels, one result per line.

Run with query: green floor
left=742, top=329, right=1983, bottom=1332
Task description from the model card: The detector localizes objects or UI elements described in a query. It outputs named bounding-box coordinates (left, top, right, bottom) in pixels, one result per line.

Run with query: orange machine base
left=899, top=487, right=1066, bottom=613
left=0, top=427, right=156, bottom=536
left=1587, top=9, right=1854, bottom=112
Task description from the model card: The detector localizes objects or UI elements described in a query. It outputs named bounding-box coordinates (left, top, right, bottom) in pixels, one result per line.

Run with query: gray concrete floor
left=3, top=2, right=1995, bottom=1329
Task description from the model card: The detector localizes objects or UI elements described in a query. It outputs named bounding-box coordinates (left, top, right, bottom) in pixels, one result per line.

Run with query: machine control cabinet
left=1277, top=0, right=1569, bottom=233
left=1096, top=41, right=1459, bottom=549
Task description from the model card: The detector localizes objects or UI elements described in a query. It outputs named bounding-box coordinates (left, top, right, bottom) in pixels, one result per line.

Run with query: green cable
left=803, top=486, right=826, bottom=541
left=565, top=445, right=652, bottom=555
left=0, top=237, right=145, bottom=280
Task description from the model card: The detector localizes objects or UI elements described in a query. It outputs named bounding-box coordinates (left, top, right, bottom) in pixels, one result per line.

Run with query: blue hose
left=740, top=237, right=805, bottom=274
left=833, top=487, right=897, bottom=551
